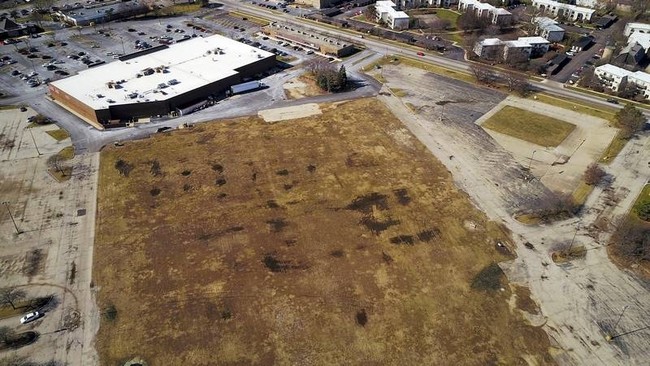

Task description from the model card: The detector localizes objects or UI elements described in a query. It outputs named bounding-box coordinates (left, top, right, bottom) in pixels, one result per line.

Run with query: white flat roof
left=518, top=36, right=550, bottom=44
left=50, top=35, right=274, bottom=110
left=376, top=0, right=409, bottom=19
left=505, top=40, right=532, bottom=48
left=595, top=64, right=630, bottom=78
left=481, top=38, right=503, bottom=46
left=631, top=71, right=650, bottom=84
left=629, top=32, right=650, bottom=49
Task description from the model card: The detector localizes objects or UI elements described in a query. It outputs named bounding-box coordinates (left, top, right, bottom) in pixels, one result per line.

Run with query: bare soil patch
left=283, top=74, right=325, bottom=100
left=94, top=98, right=554, bottom=365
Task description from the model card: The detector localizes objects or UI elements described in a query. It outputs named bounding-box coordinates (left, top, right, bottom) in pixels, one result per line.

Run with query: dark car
left=606, top=98, right=619, bottom=104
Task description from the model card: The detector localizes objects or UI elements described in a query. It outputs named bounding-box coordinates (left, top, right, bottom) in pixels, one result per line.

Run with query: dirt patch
left=258, top=103, right=322, bottom=123
left=283, top=75, right=325, bottom=100
left=94, top=98, right=553, bottom=365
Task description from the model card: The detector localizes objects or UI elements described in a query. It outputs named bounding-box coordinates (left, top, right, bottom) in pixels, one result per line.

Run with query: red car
left=417, top=52, right=424, bottom=56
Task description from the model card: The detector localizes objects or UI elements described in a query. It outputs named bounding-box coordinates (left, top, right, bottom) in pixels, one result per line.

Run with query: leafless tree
left=470, top=64, right=499, bottom=85
left=583, top=163, right=606, bottom=185
left=0, top=288, right=26, bottom=310
left=503, top=71, right=531, bottom=96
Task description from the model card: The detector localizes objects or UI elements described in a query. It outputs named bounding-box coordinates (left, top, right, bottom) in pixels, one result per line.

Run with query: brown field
left=94, top=98, right=553, bottom=365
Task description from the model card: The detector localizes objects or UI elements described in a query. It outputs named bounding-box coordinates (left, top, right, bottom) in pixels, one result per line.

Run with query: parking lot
left=0, top=106, right=100, bottom=365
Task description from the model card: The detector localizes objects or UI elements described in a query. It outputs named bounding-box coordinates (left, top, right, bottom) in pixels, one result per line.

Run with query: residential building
left=533, top=17, right=565, bottom=42
left=398, top=0, right=458, bottom=8
left=531, top=0, right=595, bottom=22
left=630, top=71, right=650, bottom=99
left=375, top=1, right=410, bottom=30
left=473, top=38, right=503, bottom=60
left=503, top=40, right=532, bottom=63
left=629, top=32, right=650, bottom=49
left=458, top=0, right=512, bottom=26
left=624, top=22, right=650, bottom=37
left=474, top=36, right=550, bottom=62
left=613, top=42, right=646, bottom=67
left=575, top=0, right=598, bottom=7
left=594, top=64, right=629, bottom=91
left=518, top=36, right=550, bottom=57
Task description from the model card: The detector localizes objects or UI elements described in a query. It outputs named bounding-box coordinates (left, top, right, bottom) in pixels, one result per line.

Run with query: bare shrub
left=583, top=163, right=606, bottom=186
left=115, top=159, right=133, bottom=177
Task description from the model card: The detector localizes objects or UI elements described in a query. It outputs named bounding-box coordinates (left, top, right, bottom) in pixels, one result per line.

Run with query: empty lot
left=94, top=98, right=553, bottom=365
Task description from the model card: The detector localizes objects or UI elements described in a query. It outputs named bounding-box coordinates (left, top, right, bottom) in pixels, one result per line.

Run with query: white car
left=20, top=311, right=42, bottom=324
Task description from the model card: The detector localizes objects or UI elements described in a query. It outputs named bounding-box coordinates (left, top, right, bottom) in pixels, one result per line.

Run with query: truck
left=227, top=81, right=265, bottom=96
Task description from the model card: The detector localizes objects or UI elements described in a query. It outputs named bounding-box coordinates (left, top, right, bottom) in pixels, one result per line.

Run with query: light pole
left=119, top=36, right=125, bottom=55
left=26, top=127, right=42, bottom=156
left=606, top=305, right=629, bottom=341
left=566, top=225, right=580, bottom=253
left=528, top=149, right=537, bottom=170
left=2, top=202, right=21, bottom=235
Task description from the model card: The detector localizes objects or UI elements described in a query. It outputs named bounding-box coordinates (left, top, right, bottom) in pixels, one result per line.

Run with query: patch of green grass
left=632, top=184, right=650, bottom=221
left=0, top=105, right=18, bottom=110
left=58, top=146, right=75, bottom=160
left=572, top=181, right=594, bottom=206
left=432, top=8, right=461, bottom=25
left=229, top=11, right=270, bottom=26
left=390, top=88, right=407, bottom=97
left=482, top=106, right=576, bottom=147
left=46, top=129, right=70, bottom=141
left=532, top=93, right=617, bottom=121
left=599, top=131, right=628, bottom=164
left=471, top=263, right=505, bottom=291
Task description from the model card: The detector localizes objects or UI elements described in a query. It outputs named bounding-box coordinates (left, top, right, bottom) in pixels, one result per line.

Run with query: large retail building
left=49, top=35, right=276, bottom=129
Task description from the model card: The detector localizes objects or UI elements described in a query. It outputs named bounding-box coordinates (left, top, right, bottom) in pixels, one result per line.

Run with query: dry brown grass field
left=94, top=98, right=554, bottom=365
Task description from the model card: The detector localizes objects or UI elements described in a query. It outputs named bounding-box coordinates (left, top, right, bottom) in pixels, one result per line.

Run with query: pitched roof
left=0, top=17, right=21, bottom=31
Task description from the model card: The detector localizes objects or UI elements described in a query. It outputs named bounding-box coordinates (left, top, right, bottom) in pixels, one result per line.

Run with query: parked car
left=606, top=98, right=619, bottom=104
left=20, top=311, right=42, bottom=324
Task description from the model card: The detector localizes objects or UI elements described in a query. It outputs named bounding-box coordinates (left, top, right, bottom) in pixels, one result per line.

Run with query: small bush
left=115, top=159, right=133, bottom=177
left=104, top=304, right=118, bottom=321
left=471, top=263, right=504, bottom=291
left=150, top=160, right=163, bottom=176
left=356, top=309, right=368, bottom=326
left=636, top=202, right=650, bottom=222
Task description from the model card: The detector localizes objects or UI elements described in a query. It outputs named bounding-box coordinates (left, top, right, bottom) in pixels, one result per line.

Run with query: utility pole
left=2, top=202, right=21, bottom=235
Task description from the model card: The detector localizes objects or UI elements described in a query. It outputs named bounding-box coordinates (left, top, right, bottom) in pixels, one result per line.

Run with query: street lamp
left=1, top=201, right=21, bottom=235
